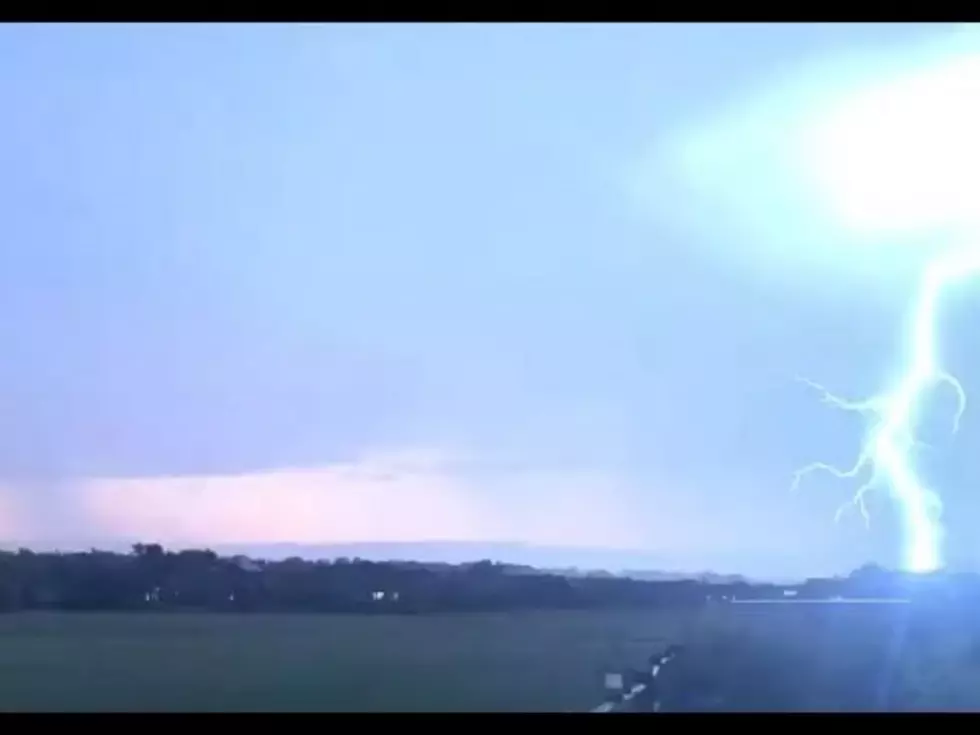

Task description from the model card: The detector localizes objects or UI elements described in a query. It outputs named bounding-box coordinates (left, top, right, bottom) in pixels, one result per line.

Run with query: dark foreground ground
left=0, top=603, right=978, bottom=711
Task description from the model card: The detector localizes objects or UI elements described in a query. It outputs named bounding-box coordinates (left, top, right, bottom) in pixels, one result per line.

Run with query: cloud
left=480, top=469, right=646, bottom=550
left=0, top=485, right=26, bottom=539
left=0, top=446, right=875, bottom=575
left=80, top=448, right=487, bottom=546
left=71, top=447, right=645, bottom=550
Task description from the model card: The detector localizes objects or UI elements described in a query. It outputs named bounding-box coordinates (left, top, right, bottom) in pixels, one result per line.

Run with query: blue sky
left=0, top=23, right=975, bottom=578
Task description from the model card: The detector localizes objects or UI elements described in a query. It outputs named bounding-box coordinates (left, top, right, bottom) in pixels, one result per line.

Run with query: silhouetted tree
left=0, top=544, right=935, bottom=614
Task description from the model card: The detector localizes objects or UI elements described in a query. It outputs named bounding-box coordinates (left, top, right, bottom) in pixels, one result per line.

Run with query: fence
left=590, top=644, right=683, bottom=713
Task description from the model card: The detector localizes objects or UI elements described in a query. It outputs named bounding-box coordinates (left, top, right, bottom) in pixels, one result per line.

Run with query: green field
left=0, top=604, right=978, bottom=711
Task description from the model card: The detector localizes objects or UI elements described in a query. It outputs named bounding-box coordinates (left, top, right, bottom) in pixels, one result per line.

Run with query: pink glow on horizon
left=81, top=450, right=494, bottom=546
left=73, top=450, right=645, bottom=549
left=0, top=486, right=23, bottom=539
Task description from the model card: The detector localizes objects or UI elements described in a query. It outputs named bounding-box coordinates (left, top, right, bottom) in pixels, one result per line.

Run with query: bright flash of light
left=791, top=42, right=980, bottom=573
left=792, top=249, right=980, bottom=573
left=799, top=50, right=980, bottom=238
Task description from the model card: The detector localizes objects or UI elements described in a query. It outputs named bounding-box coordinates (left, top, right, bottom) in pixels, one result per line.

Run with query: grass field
left=0, top=604, right=978, bottom=711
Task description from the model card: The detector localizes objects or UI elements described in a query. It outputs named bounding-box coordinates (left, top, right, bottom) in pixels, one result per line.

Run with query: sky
left=0, top=22, right=977, bottom=579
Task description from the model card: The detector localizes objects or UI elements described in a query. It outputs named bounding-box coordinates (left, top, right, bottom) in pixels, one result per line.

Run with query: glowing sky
left=1, top=23, right=976, bottom=578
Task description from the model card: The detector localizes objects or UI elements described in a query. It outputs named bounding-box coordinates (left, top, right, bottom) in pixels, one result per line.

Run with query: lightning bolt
left=792, top=248, right=980, bottom=573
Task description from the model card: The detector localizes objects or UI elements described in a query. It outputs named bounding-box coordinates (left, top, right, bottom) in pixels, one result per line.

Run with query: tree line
left=0, top=545, right=970, bottom=613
